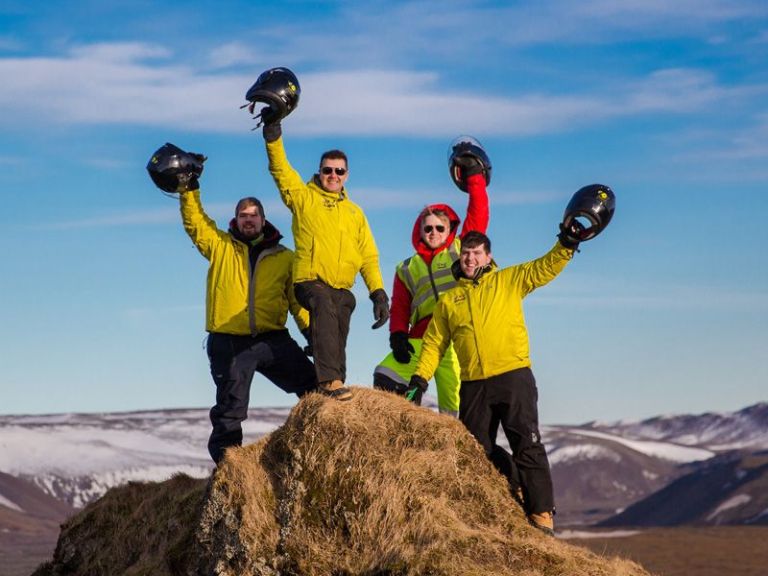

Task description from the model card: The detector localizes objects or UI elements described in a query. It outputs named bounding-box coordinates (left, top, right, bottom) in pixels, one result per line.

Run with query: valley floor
left=561, top=526, right=768, bottom=576
left=0, top=530, right=58, bottom=576
left=4, top=526, right=767, bottom=576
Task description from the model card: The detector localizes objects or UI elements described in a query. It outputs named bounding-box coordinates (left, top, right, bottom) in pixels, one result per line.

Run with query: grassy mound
left=36, top=387, right=654, bottom=576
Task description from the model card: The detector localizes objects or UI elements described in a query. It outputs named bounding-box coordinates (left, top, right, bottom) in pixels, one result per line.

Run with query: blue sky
left=1, top=0, right=766, bottom=424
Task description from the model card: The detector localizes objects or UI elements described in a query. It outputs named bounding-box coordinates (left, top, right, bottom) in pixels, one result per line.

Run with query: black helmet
left=244, top=67, right=301, bottom=120
left=562, top=184, right=616, bottom=241
left=448, top=135, right=492, bottom=192
left=146, top=143, right=205, bottom=193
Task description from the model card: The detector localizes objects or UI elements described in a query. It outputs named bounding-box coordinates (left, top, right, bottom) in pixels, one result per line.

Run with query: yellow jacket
left=415, top=242, right=574, bottom=382
left=266, top=137, right=384, bottom=293
left=180, top=190, right=309, bottom=335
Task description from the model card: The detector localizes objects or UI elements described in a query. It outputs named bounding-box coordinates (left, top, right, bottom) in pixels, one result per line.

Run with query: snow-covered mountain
left=0, top=400, right=766, bottom=528
left=0, top=408, right=290, bottom=507
left=581, top=402, right=768, bottom=452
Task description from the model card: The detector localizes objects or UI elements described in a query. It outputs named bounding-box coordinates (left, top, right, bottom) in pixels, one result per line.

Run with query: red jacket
left=389, top=173, right=489, bottom=337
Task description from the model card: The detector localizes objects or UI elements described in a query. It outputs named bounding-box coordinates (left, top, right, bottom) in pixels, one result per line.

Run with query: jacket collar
left=310, top=175, right=348, bottom=201
left=451, top=259, right=497, bottom=284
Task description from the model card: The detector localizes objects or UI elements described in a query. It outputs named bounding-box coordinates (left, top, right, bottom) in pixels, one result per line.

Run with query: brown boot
left=318, top=379, right=353, bottom=401
left=527, top=511, right=554, bottom=536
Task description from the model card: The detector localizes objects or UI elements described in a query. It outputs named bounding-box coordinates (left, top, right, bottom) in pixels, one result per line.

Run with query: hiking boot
left=318, top=379, right=353, bottom=401
left=527, top=511, right=554, bottom=536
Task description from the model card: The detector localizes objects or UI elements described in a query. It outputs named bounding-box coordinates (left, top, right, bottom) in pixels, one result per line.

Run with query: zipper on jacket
left=427, top=259, right=440, bottom=301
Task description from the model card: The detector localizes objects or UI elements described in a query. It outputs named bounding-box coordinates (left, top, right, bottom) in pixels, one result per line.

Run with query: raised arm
left=460, top=173, right=490, bottom=236
left=264, top=133, right=309, bottom=212
left=180, top=190, right=226, bottom=260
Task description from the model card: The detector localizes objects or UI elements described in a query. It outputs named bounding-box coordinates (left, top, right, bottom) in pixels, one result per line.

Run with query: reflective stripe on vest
left=396, top=240, right=460, bottom=326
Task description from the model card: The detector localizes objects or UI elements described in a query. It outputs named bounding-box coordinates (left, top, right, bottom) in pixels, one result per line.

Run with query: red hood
left=411, top=203, right=461, bottom=263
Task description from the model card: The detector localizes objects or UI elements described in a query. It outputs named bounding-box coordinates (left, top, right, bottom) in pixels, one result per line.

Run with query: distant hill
left=542, top=402, right=768, bottom=525
left=599, top=450, right=768, bottom=527
left=1, top=400, right=766, bottom=528
left=0, top=471, right=74, bottom=576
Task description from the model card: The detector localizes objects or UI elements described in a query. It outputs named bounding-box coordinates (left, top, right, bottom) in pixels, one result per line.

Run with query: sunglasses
left=321, top=166, right=347, bottom=176
left=423, top=224, right=446, bottom=233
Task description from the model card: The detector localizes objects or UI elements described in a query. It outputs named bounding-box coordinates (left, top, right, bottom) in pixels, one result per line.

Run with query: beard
left=238, top=224, right=261, bottom=239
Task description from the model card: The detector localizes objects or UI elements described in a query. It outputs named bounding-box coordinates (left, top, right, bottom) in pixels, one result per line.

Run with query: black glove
left=454, top=154, right=484, bottom=180
left=261, top=107, right=283, bottom=142
left=406, top=375, right=428, bottom=406
left=301, top=328, right=313, bottom=357
left=176, top=172, right=200, bottom=193
left=370, top=289, right=390, bottom=329
left=558, top=220, right=586, bottom=250
left=389, top=331, right=415, bottom=364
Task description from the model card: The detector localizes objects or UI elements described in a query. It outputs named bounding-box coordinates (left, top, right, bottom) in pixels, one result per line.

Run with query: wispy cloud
left=0, top=40, right=754, bottom=137
left=532, top=278, right=768, bottom=310
left=38, top=206, right=183, bottom=229
left=34, top=198, right=292, bottom=230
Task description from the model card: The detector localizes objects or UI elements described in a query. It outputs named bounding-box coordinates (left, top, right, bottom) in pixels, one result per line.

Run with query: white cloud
left=36, top=199, right=291, bottom=230
left=0, top=40, right=753, bottom=137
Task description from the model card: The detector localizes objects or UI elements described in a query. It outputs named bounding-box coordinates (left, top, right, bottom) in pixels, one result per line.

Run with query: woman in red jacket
left=373, top=144, right=489, bottom=416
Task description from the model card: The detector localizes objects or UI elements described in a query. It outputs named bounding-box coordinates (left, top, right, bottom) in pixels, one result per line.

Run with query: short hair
left=319, top=149, right=348, bottom=168
left=235, top=197, right=264, bottom=218
left=421, top=207, right=452, bottom=229
left=461, top=230, right=491, bottom=253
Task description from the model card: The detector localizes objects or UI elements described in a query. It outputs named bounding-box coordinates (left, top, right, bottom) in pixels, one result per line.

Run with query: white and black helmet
left=448, top=135, right=492, bottom=192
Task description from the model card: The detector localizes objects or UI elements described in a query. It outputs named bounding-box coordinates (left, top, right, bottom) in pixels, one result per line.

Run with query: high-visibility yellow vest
left=396, top=239, right=460, bottom=327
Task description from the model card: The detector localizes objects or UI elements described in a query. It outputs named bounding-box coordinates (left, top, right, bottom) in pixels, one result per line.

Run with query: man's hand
left=454, top=155, right=484, bottom=180
left=557, top=219, right=586, bottom=250
left=174, top=152, right=205, bottom=193
left=176, top=172, right=200, bottom=193
left=389, top=331, right=415, bottom=364
left=261, top=107, right=283, bottom=142
left=370, top=289, right=390, bottom=329
left=406, top=375, right=428, bottom=406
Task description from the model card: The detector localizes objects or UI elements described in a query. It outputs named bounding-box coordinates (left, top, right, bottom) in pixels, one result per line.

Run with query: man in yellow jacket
left=179, top=174, right=316, bottom=464
left=408, top=229, right=580, bottom=535
left=262, top=120, right=389, bottom=401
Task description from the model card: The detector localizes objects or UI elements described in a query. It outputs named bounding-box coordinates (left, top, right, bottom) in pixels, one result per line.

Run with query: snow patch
left=558, top=529, right=641, bottom=539
left=29, top=464, right=212, bottom=508
left=0, top=492, right=23, bottom=512
left=706, top=494, right=751, bottom=521
left=549, top=443, right=620, bottom=465
left=642, top=469, right=658, bottom=481
left=565, top=428, right=714, bottom=463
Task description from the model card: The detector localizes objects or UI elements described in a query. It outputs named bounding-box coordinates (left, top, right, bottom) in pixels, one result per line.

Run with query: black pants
left=206, top=330, right=316, bottom=463
left=459, top=367, right=554, bottom=514
left=294, top=280, right=356, bottom=383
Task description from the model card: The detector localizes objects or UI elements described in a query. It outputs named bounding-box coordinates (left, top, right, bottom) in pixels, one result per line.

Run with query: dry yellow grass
left=200, top=388, right=652, bottom=576
left=35, top=387, right=655, bottom=576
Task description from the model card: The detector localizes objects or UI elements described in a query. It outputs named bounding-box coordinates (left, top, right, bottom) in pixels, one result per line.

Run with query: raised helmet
left=244, top=67, right=301, bottom=121
left=562, top=184, right=616, bottom=241
left=146, top=143, right=205, bottom=193
left=448, top=135, right=492, bottom=192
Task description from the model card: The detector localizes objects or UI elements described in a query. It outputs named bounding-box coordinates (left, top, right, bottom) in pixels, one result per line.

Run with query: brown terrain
left=0, top=472, right=74, bottom=576
left=563, top=526, right=768, bottom=576
left=6, top=525, right=768, bottom=576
